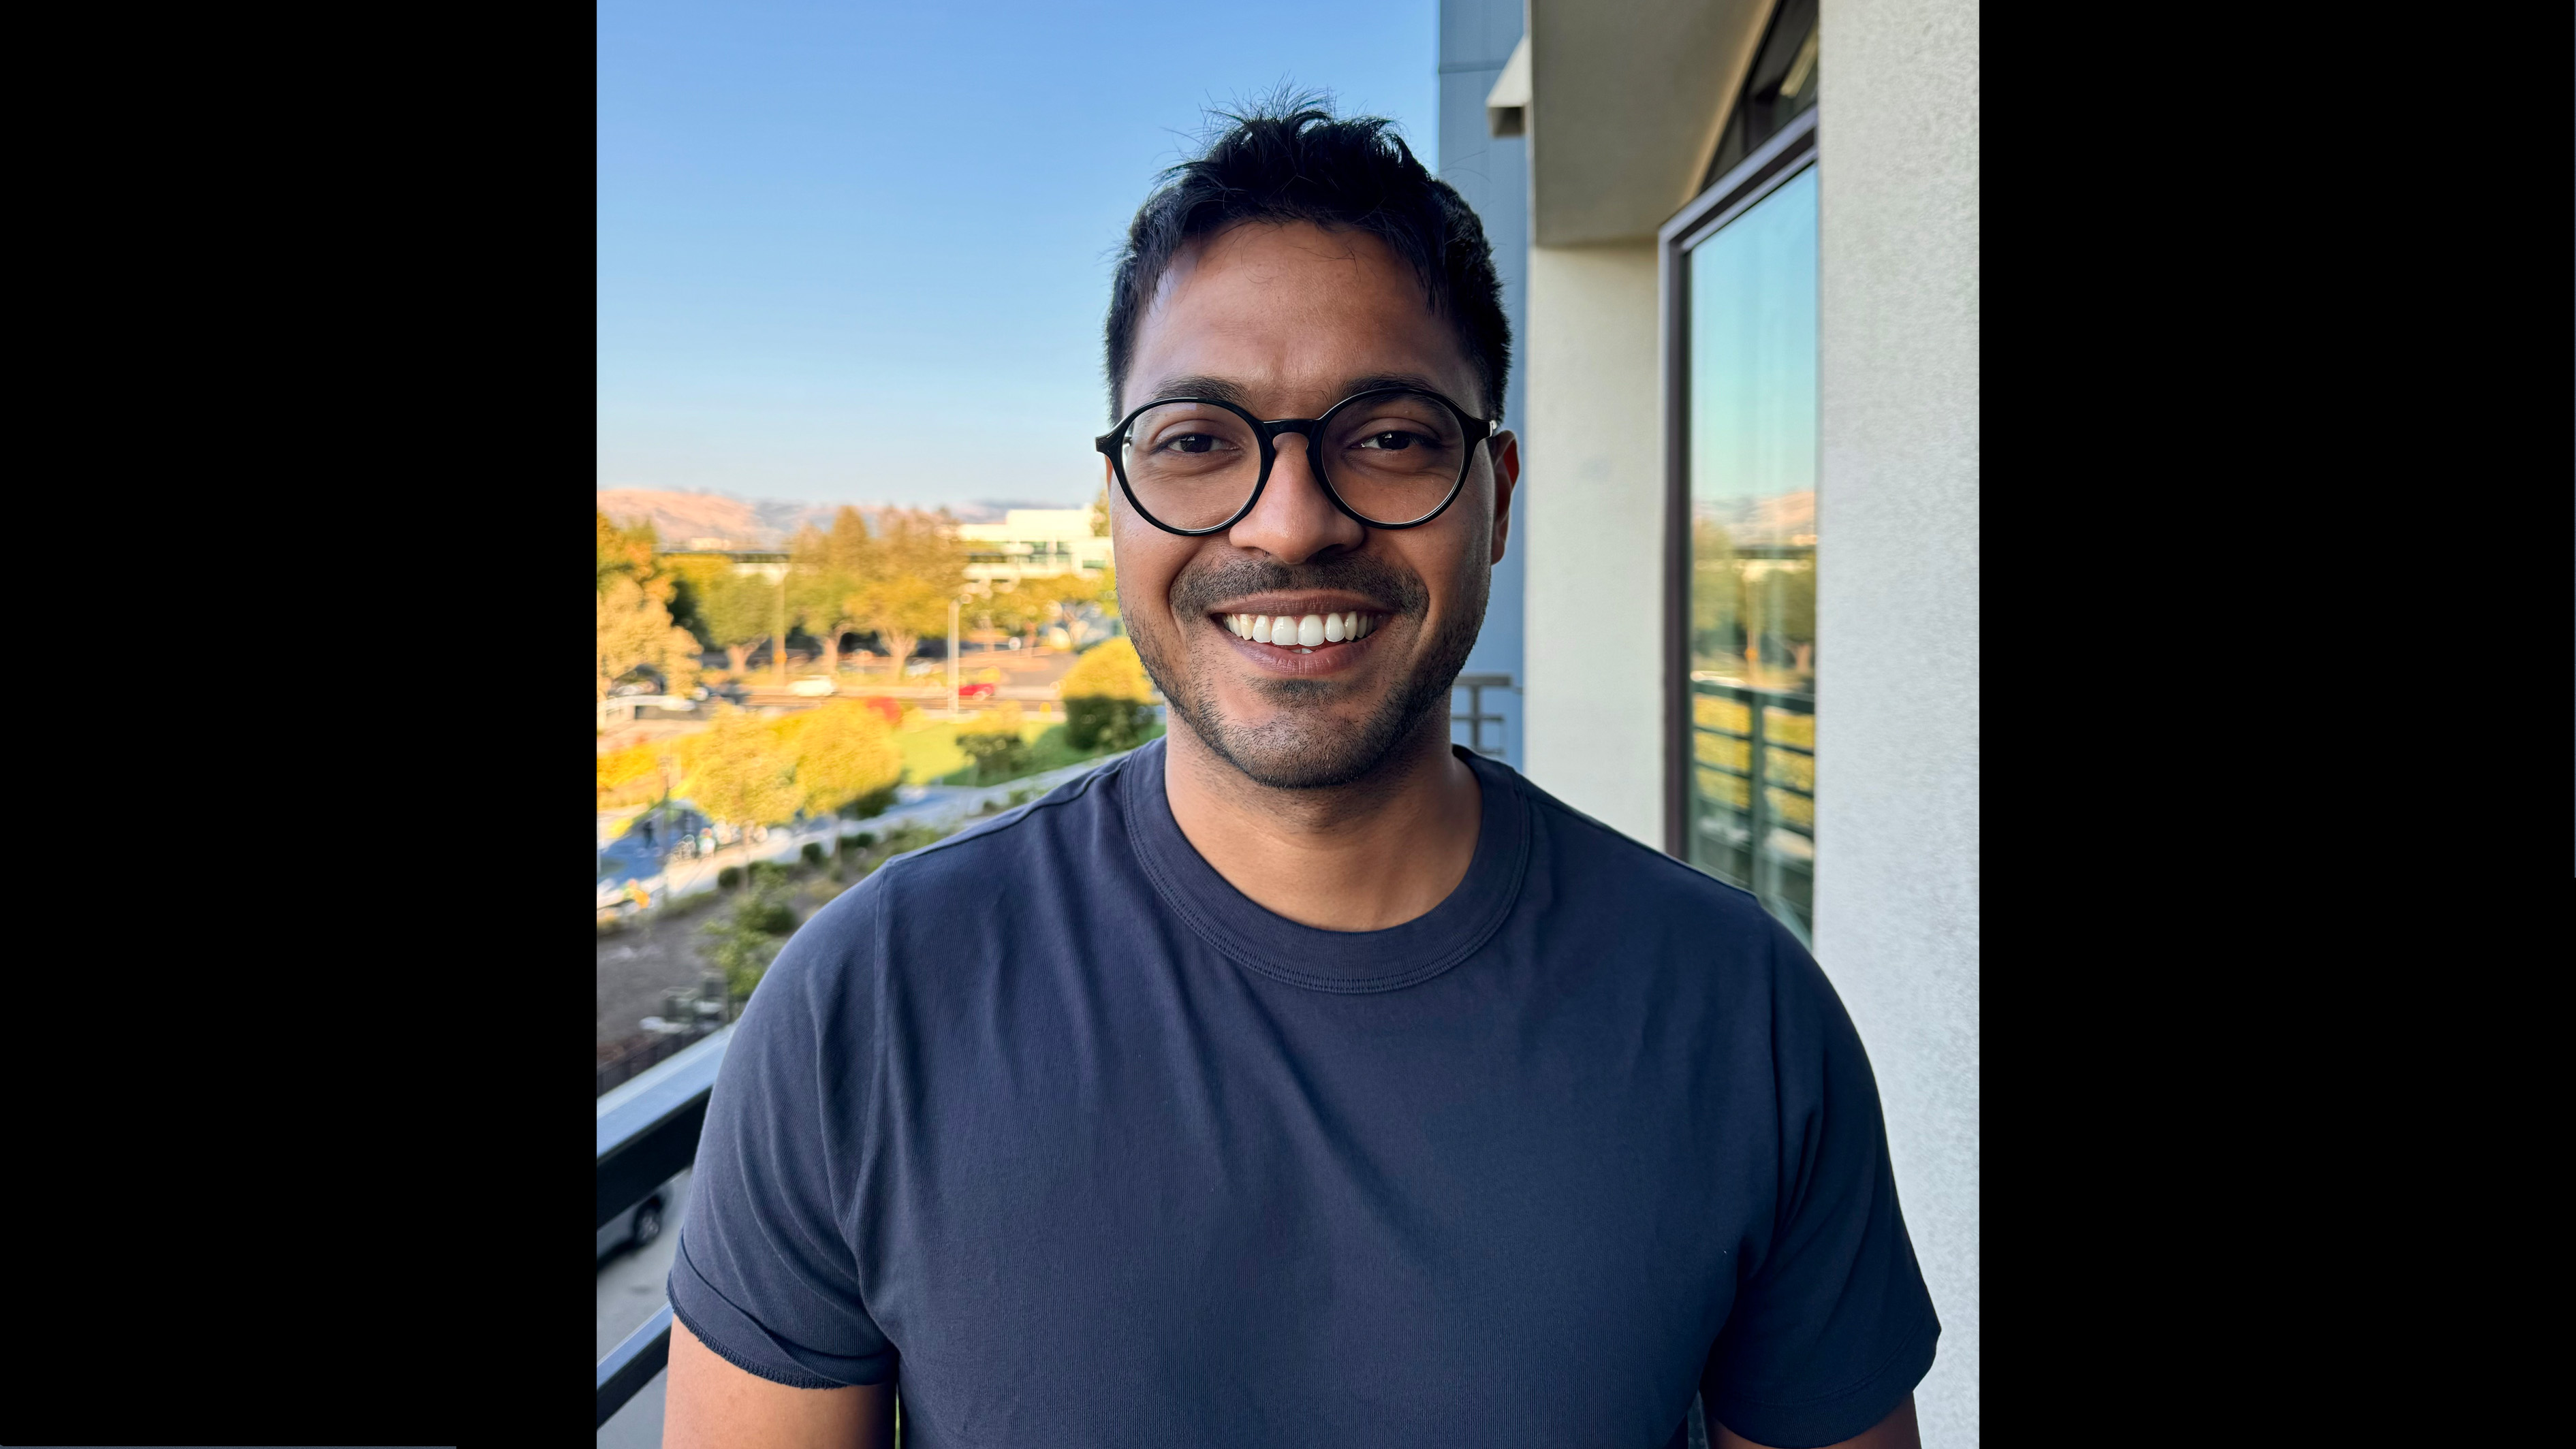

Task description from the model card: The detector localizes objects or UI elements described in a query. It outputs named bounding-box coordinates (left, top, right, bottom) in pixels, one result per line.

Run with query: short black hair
left=1104, top=97, right=1511, bottom=424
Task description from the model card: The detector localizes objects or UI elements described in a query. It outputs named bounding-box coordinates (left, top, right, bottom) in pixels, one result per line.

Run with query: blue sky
left=598, top=0, right=1440, bottom=513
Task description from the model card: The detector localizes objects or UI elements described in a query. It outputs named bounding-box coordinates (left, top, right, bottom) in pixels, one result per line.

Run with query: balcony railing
left=1452, top=673, right=1513, bottom=759
left=597, top=1023, right=733, bottom=1428
left=1686, top=677, right=1814, bottom=943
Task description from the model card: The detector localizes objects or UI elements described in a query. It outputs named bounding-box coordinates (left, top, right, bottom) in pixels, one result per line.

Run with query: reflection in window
left=1704, top=0, right=1819, bottom=188
left=1685, top=163, right=1817, bottom=942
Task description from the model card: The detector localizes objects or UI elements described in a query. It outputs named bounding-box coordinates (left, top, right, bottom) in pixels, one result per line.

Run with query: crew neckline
left=1117, top=736, right=1531, bottom=993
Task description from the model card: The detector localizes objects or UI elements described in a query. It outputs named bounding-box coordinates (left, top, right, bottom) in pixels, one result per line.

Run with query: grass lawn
left=894, top=714, right=1162, bottom=787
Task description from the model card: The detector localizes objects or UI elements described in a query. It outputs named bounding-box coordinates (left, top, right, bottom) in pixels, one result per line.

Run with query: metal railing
left=1686, top=677, right=1814, bottom=942
left=1452, top=673, right=1513, bottom=759
left=597, top=1024, right=734, bottom=1428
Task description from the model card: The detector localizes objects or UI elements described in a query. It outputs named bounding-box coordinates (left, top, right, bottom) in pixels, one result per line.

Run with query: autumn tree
left=785, top=700, right=905, bottom=815
left=595, top=511, right=703, bottom=699
left=691, top=567, right=778, bottom=678
left=850, top=507, right=969, bottom=668
left=1020, top=571, right=1112, bottom=651
left=597, top=511, right=659, bottom=592
left=683, top=705, right=805, bottom=875
left=597, top=575, right=702, bottom=701
left=788, top=507, right=875, bottom=675
left=983, top=578, right=1045, bottom=651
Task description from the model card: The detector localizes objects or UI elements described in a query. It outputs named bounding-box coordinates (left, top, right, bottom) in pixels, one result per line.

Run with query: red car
left=956, top=681, right=997, bottom=699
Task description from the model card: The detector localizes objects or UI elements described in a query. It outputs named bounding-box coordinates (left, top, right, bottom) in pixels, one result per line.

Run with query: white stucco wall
left=1812, top=0, right=1979, bottom=1444
left=1520, top=240, right=1663, bottom=845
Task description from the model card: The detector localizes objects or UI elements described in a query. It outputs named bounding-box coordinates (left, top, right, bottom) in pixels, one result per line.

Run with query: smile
left=1216, top=611, right=1381, bottom=652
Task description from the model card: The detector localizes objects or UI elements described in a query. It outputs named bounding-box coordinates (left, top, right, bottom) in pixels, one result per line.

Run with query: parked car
left=597, top=1171, right=687, bottom=1262
left=958, top=680, right=997, bottom=699
left=789, top=675, right=836, bottom=697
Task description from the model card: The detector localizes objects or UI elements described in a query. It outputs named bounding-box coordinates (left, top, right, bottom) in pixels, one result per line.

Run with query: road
left=597, top=1168, right=693, bottom=1448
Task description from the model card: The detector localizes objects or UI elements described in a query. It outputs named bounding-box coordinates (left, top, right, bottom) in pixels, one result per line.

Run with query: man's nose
left=1227, top=431, right=1366, bottom=564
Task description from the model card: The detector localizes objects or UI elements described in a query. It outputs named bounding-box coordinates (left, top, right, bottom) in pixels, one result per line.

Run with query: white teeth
left=1228, top=611, right=1379, bottom=645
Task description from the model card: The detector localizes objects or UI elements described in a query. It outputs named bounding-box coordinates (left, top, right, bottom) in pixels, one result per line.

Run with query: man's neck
left=1159, top=713, right=1483, bottom=933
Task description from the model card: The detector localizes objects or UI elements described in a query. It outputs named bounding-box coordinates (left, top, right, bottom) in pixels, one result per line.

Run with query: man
left=665, top=104, right=1936, bottom=1449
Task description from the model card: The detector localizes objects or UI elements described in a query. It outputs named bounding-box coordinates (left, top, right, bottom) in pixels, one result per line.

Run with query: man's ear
left=1486, top=430, right=1520, bottom=565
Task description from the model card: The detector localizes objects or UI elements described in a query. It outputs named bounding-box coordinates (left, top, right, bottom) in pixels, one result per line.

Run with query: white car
left=789, top=675, right=836, bottom=697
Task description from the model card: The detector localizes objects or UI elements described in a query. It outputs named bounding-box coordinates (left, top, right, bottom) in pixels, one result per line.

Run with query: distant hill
left=595, top=490, right=1069, bottom=547
left=595, top=490, right=835, bottom=550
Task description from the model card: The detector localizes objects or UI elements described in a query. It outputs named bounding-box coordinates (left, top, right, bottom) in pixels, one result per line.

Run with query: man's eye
left=1159, top=432, right=1225, bottom=454
left=1356, top=430, right=1422, bottom=451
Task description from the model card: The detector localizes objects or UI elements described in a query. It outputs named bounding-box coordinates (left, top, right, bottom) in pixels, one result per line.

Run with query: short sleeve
left=666, top=890, right=895, bottom=1388
left=1701, top=923, right=1938, bottom=1447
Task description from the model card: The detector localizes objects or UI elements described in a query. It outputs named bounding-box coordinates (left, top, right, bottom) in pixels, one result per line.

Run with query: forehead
left=1126, top=221, right=1479, bottom=415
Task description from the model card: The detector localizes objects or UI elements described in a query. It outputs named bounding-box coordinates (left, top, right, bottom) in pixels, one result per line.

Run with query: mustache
left=1167, top=553, right=1428, bottom=619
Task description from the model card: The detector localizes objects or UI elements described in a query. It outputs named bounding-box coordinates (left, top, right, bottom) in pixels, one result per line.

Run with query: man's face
left=1112, top=221, right=1519, bottom=789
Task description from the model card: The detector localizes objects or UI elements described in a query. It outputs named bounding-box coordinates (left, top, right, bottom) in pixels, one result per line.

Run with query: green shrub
left=841, top=783, right=898, bottom=820
left=1065, top=696, right=1159, bottom=751
left=841, top=831, right=876, bottom=852
left=717, top=865, right=743, bottom=891
left=960, top=732, right=1032, bottom=782
left=800, top=841, right=827, bottom=866
left=704, top=882, right=799, bottom=1001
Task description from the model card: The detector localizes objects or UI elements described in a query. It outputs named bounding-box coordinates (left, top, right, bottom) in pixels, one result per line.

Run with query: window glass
left=1685, top=162, right=1817, bottom=941
left=1703, top=0, right=1819, bottom=187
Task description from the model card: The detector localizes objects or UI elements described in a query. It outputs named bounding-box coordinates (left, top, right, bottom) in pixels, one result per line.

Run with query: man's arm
left=664, top=1315, right=895, bottom=1449
left=1714, top=1393, right=1919, bottom=1449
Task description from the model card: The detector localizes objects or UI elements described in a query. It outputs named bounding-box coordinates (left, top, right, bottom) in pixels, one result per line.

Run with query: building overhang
left=1526, top=0, right=1771, bottom=246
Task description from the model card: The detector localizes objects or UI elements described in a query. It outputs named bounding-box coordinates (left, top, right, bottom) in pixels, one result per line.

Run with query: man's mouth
left=1212, top=610, right=1383, bottom=652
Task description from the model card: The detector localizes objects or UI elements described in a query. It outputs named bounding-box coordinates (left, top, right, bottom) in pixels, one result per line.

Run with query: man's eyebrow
left=1133, top=375, right=1255, bottom=409
left=1335, top=373, right=1469, bottom=410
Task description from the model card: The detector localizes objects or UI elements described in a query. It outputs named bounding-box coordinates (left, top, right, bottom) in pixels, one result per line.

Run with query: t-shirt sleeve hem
left=1709, top=1316, right=1938, bottom=1449
left=667, top=1239, right=897, bottom=1390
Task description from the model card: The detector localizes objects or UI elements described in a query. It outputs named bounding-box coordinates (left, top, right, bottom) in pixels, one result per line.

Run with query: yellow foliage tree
left=852, top=507, right=971, bottom=667
left=1059, top=637, right=1159, bottom=751
left=597, top=575, right=703, bottom=701
left=787, top=701, right=905, bottom=815
left=1059, top=637, right=1154, bottom=700
left=684, top=706, right=805, bottom=874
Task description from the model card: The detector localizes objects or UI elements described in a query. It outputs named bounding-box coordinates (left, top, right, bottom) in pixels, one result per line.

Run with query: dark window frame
left=1659, top=104, right=1819, bottom=862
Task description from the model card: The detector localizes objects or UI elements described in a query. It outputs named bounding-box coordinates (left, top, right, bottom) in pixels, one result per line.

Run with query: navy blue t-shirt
left=672, top=739, right=1936, bottom=1448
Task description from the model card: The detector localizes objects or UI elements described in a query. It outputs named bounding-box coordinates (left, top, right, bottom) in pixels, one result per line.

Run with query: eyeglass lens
left=1117, top=390, right=1469, bottom=530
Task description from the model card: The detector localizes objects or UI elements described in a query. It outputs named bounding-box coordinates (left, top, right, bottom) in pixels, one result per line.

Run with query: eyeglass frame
left=1095, top=385, right=1500, bottom=537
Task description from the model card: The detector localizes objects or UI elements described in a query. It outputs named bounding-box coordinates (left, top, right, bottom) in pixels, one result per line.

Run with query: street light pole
left=948, top=595, right=961, bottom=717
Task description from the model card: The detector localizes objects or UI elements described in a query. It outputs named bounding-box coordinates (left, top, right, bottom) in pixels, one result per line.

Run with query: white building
left=955, top=509, right=1115, bottom=582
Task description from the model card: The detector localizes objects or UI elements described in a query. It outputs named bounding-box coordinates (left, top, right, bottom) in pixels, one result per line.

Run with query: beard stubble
left=1128, top=549, right=1490, bottom=790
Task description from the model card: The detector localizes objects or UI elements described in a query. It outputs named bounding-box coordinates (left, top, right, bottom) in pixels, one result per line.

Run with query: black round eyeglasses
left=1096, top=386, right=1497, bottom=536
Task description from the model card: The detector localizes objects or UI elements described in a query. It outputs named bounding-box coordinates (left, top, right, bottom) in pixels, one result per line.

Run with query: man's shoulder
left=869, top=753, right=1132, bottom=891
left=1488, top=758, right=1784, bottom=938
left=761, top=755, right=1139, bottom=994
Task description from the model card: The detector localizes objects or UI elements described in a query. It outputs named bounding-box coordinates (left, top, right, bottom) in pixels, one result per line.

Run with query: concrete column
left=1522, top=239, right=1661, bottom=844
left=1811, top=0, right=1979, bottom=1442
